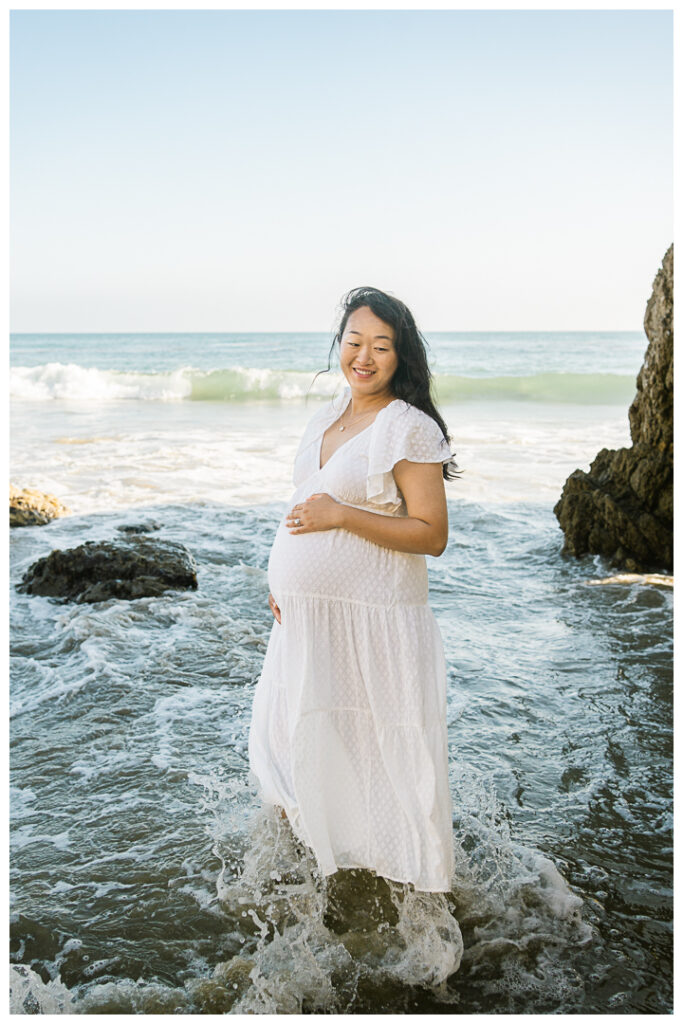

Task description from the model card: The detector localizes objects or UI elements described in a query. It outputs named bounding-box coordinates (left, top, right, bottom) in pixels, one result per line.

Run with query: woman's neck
left=347, top=388, right=395, bottom=416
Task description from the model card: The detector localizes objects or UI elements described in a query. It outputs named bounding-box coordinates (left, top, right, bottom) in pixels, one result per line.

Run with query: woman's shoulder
left=382, top=398, right=443, bottom=434
left=389, top=398, right=429, bottom=420
left=375, top=398, right=451, bottom=461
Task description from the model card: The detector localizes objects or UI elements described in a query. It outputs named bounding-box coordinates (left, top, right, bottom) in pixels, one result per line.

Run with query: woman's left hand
left=286, top=493, right=344, bottom=534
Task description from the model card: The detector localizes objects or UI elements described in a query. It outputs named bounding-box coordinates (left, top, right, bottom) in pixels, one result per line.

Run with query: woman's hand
left=286, top=493, right=344, bottom=534
left=268, top=592, right=281, bottom=624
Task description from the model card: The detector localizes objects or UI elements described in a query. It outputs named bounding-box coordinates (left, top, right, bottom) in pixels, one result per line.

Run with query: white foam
left=9, top=964, right=76, bottom=1014
left=11, top=826, right=72, bottom=852
left=10, top=362, right=342, bottom=403
left=10, top=362, right=191, bottom=401
left=202, top=778, right=591, bottom=1014
left=9, top=785, right=37, bottom=819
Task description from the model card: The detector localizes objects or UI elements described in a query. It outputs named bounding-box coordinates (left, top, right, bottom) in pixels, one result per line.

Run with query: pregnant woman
left=248, top=286, right=461, bottom=893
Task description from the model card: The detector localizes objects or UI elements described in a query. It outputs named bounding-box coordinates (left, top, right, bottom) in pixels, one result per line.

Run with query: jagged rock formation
left=554, top=245, right=673, bottom=573
left=10, top=485, right=71, bottom=527
left=17, top=537, right=198, bottom=603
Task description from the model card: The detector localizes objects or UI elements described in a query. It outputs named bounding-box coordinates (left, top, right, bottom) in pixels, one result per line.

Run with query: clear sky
left=10, top=9, right=672, bottom=332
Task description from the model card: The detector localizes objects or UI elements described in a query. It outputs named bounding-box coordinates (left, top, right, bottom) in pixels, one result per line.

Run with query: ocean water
left=9, top=331, right=672, bottom=1013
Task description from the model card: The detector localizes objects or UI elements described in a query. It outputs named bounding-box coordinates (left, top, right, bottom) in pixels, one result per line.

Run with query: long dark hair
left=316, top=286, right=462, bottom=481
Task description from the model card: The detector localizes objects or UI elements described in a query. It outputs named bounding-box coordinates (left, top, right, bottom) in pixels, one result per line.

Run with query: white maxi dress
left=248, top=388, right=456, bottom=892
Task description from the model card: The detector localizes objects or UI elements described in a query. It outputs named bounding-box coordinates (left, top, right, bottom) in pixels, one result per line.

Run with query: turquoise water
left=9, top=331, right=672, bottom=1013
left=11, top=330, right=644, bottom=406
left=10, top=329, right=646, bottom=375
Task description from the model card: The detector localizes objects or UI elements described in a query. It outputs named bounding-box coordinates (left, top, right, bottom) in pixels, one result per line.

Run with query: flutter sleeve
left=366, top=400, right=454, bottom=506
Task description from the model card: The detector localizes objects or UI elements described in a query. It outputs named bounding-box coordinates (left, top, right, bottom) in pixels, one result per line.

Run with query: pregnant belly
left=267, top=519, right=428, bottom=607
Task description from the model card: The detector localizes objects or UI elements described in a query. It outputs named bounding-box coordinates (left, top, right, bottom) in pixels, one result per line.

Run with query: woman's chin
left=344, top=372, right=393, bottom=397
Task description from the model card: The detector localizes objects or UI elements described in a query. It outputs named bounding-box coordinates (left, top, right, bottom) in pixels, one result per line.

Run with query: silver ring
left=294, top=517, right=301, bottom=526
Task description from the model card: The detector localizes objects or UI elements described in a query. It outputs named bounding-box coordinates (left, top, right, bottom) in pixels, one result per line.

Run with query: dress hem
left=320, top=860, right=454, bottom=894
left=262, top=795, right=454, bottom=894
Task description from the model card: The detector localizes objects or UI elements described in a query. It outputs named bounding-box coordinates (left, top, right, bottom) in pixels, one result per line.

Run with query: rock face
left=10, top=485, right=71, bottom=527
left=554, top=244, right=673, bottom=572
left=17, top=537, right=198, bottom=603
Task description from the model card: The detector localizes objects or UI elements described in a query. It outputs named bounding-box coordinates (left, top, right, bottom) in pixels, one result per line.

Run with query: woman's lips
left=352, top=367, right=375, bottom=378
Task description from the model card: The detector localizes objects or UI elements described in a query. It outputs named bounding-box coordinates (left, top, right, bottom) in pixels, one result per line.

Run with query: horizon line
left=9, top=327, right=647, bottom=336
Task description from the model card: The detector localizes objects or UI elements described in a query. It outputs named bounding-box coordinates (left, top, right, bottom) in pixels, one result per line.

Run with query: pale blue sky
left=10, top=9, right=672, bottom=332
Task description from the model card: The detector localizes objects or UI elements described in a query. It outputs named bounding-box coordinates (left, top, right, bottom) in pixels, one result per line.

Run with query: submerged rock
left=17, top=537, right=198, bottom=603
left=10, top=484, right=71, bottom=527
left=116, top=520, right=162, bottom=534
left=554, top=245, right=673, bottom=572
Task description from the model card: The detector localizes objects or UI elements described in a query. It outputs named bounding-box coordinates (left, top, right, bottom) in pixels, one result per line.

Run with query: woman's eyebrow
left=347, top=330, right=393, bottom=341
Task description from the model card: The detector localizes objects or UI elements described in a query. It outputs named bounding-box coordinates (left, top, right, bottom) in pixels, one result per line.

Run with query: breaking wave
left=10, top=363, right=636, bottom=405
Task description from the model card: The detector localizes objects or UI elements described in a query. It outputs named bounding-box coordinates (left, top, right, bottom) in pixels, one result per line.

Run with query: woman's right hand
left=268, top=593, right=281, bottom=624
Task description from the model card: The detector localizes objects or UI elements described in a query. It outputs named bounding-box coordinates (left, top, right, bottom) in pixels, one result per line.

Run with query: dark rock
left=554, top=245, right=673, bottom=572
left=116, top=521, right=162, bottom=534
left=22, top=990, right=41, bottom=1015
left=10, top=485, right=70, bottom=527
left=17, top=537, right=198, bottom=603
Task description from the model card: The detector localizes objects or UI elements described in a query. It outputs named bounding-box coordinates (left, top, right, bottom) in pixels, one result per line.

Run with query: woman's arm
left=285, top=460, right=448, bottom=557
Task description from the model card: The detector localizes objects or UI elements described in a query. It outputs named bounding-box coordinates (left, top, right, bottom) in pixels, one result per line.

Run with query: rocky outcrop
left=10, top=485, right=71, bottom=527
left=554, top=245, right=673, bottom=572
left=17, top=537, right=198, bottom=603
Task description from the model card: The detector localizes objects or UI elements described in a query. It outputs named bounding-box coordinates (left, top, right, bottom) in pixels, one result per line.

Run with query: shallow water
left=9, top=330, right=672, bottom=1013
left=9, top=496, right=672, bottom=1013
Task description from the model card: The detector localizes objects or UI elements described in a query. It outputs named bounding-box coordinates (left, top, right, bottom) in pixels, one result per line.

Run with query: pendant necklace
left=338, top=402, right=387, bottom=432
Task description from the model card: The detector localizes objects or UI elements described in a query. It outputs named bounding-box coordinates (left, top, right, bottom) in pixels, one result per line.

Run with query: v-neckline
left=318, top=394, right=397, bottom=472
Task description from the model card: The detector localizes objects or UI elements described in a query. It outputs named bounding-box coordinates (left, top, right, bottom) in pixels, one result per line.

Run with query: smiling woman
left=341, top=304, right=398, bottom=388
left=247, top=286, right=462, bottom=892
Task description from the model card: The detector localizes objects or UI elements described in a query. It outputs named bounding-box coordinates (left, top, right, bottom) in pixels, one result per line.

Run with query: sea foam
left=10, top=362, right=636, bottom=404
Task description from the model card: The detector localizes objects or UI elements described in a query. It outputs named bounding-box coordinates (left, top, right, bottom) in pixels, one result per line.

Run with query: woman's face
left=339, top=306, right=399, bottom=398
